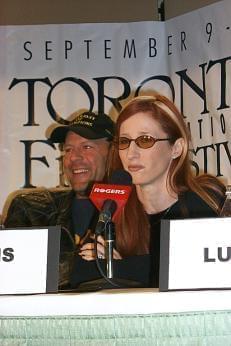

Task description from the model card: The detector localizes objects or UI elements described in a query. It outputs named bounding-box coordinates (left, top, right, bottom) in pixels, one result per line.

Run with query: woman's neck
left=136, top=183, right=178, bottom=214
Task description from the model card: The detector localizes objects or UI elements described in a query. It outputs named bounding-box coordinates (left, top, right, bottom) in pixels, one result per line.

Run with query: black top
left=148, top=190, right=221, bottom=287
left=71, top=198, right=95, bottom=238
left=149, top=209, right=170, bottom=287
left=70, top=190, right=222, bottom=289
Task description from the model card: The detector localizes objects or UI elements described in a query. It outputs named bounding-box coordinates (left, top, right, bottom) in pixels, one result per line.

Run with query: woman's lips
left=128, top=165, right=144, bottom=172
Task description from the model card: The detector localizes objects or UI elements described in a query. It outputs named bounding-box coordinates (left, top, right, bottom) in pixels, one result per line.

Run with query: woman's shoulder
left=170, top=189, right=220, bottom=219
left=182, top=190, right=213, bottom=208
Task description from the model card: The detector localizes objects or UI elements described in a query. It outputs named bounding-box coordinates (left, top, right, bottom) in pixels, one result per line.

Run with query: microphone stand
left=105, top=220, right=115, bottom=279
left=75, top=219, right=143, bottom=292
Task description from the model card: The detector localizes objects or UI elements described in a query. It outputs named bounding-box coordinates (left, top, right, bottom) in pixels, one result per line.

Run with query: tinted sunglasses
left=116, top=135, right=173, bottom=150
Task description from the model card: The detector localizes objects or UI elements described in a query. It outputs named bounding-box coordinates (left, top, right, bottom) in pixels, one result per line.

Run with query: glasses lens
left=136, top=136, right=155, bottom=148
left=118, top=137, right=130, bottom=149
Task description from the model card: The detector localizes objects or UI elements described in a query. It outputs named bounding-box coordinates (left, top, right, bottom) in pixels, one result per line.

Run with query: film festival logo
left=7, top=55, right=231, bottom=188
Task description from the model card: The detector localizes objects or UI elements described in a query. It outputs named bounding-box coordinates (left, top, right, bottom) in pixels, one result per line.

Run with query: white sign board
left=159, top=217, right=231, bottom=291
left=0, top=227, right=60, bottom=294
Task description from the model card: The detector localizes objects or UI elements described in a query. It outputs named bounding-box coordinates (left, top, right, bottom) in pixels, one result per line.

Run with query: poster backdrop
left=0, top=0, right=230, bottom=213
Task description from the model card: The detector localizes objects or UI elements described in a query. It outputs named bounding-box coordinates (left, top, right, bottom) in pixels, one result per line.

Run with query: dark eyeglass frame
left=116, top=135, right=173, bottom=150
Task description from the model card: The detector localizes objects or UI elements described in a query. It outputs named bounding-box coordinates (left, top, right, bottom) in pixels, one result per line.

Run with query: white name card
left=159, top=217, right=231, bottom=291
left=0, top=226, right=60, bottom=294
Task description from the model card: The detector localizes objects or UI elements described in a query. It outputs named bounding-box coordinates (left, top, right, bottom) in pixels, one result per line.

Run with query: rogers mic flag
left=89, top=170, right=132, bottom=222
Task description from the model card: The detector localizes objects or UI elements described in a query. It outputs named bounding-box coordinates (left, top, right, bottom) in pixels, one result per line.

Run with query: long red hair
left=108, top=94, right=225, bottom=257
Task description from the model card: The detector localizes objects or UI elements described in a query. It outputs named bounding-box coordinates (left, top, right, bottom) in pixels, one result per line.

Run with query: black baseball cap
left=49, top=111, right=115, bottom=143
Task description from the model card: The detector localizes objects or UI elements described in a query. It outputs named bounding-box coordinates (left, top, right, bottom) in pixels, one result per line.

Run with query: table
left=1, top=288, right=231, bottom=345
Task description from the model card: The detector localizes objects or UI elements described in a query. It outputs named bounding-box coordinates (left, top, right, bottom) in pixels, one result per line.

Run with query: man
left=3, top=111, right=115, bottom=288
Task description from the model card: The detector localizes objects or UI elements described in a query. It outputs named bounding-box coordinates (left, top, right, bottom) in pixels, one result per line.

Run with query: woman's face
left=119, top=112, right=178, bottom=189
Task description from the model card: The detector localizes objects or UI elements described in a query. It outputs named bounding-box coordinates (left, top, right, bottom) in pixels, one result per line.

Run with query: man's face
left=63, top=131, right=110, bottom=197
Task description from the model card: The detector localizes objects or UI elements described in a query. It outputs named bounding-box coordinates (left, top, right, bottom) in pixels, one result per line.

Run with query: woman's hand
left=78, top=235, right=122, bottom=261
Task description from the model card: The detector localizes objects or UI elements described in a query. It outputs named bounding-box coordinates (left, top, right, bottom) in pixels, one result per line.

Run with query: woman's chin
left=131, top=177, right=144, bottom=186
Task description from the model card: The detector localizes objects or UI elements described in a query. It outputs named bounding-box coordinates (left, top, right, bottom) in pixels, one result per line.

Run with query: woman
left=105, top=93, right=225, bottom=286
left=79, top=93, right=225, bottom=287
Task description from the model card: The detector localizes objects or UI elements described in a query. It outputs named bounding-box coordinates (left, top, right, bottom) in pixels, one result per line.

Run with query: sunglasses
left=116, top=135, right=173, bottom=150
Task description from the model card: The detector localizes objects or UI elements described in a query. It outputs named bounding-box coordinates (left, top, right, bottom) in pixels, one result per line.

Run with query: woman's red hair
left=108, top=94, right=225, bottom=257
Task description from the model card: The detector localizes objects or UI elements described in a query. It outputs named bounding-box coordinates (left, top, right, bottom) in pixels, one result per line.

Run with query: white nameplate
left=159, top=217, right=231, bottom=291
left=0, top=226, right=60, bottom=294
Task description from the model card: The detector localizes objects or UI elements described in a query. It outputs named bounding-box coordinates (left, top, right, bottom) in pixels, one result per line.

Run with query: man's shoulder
left=3, top=187, right=74, bottom=227
left=12, top=187, right=72, bottom=203
left=3, top=187, right=73, bottom=216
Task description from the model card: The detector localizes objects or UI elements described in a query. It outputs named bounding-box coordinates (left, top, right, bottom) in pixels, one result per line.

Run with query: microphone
left=90, top=170, right=132, bottom=235
left=75, top=170, right=143, bottom=291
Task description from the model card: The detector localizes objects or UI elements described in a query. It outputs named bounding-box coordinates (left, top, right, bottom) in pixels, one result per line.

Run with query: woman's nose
left=126, top=141, right=140, bottom=159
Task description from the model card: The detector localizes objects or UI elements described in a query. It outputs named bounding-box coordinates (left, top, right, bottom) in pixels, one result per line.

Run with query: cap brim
left=49, top=125, right=108, bottom=143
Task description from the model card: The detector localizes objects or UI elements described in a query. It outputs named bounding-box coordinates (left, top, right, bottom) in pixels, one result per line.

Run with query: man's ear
left=171, top=138, right=184, bottom=159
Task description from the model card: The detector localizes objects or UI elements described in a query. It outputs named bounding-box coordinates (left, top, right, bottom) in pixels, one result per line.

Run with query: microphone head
left=109, top=169, right=132, bottom=185
left=89, top=170, right=132, bottom=221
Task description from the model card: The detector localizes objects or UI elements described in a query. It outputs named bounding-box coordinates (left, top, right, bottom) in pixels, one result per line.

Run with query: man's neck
left=75, top=191, right=88, bottom=199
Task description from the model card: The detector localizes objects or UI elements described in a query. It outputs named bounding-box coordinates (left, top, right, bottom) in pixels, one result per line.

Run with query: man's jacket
left=3, top=188, right=77, bottom=288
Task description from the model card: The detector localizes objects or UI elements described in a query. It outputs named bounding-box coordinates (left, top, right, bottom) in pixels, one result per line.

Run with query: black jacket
left=3, top=188, right=77, bottom=287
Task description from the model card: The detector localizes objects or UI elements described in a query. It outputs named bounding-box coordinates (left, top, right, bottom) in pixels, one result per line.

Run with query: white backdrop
left=0, top=0, right=230, bottom=213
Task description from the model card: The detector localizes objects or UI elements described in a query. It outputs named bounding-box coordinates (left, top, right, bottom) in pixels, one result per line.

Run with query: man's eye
left=63, top=148, right=72, bottom=154
left=83, top=144, right=94, bottom=149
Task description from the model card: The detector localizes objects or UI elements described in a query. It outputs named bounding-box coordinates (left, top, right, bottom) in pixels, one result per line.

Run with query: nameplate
left=159, top=217, right=231, bottom=291
left=0, top=226, right=60, bottom=294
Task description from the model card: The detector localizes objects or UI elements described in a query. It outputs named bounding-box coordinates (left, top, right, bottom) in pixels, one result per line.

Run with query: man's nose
left=69, top=147, right=84, bottom=161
